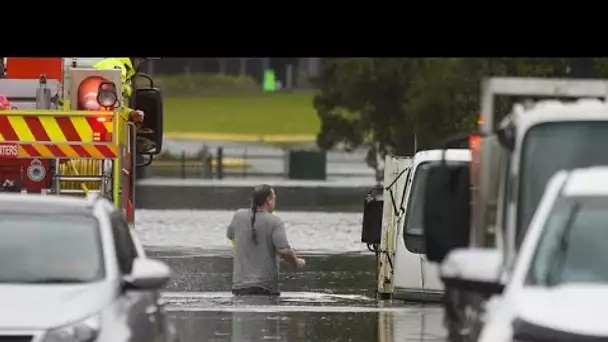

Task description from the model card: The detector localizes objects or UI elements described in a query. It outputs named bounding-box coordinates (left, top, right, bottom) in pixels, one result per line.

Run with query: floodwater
left=136, top=210, right=447, bottom=342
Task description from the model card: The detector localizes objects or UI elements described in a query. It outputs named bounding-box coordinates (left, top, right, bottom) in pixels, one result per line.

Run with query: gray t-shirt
left=226, top=208, right=291, bottom=293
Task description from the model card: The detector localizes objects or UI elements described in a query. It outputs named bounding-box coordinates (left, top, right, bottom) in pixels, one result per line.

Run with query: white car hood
left=511, top=285, right=608, bottom=337
left=0, top=282, right=111, bottom=330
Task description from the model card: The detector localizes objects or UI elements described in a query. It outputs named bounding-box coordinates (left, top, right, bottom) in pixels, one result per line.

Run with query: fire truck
left=0, top=57, right=163, bottom=225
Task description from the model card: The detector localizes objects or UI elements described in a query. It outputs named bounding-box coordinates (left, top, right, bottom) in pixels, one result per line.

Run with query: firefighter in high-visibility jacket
left=93, top=57, right=155, bottom=153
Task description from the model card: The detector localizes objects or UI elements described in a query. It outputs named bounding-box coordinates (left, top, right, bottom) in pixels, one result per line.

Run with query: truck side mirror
left=496, top=116, right=516, bottom=151
left=423, top=160, right=471, bottom=263
left=132, top=87, right=164, bottom=154
left=361, top=186, right=384, bottom=245
left=441, top=248, right=505, bottom=297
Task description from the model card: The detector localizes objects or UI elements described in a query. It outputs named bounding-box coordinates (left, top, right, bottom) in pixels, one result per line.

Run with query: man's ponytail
left=250, top=204, right=258, bottom=244
left=250, top=184, right=273, bottom=245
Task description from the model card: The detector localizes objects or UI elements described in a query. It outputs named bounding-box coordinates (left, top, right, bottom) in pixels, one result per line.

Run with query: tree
left=312, top=58, right=483, bottom=181
left=312, top=58, right=414, bottom=181
left=313, top=58, right=607, bottom=181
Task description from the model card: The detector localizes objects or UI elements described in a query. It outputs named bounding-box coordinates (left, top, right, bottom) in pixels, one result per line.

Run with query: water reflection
left=168, top=303, right=446, bottom=342
left=151, top=250, right=447, bottom=342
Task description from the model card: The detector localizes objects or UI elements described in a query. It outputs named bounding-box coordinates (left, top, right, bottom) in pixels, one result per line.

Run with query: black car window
left=110, top=212, right=138, bottom=275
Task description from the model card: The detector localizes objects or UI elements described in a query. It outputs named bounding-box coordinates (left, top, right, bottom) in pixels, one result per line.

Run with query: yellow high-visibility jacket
left=93, top=58, right=135, bottom=97
left=93, top=58, right=136, bottom=121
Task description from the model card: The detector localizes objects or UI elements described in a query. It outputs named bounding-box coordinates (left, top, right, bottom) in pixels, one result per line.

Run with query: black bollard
left=180, top=151, right=186, bottom=179
left=216, top=147, right=224, bottom=180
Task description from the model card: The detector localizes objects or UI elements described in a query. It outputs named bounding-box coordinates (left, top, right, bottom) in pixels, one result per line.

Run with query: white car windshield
left=0, top=214, right=104, bottom=284
left=526, top=197, right=608, bottom=286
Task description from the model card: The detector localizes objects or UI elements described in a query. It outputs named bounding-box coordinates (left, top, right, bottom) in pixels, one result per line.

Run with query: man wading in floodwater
left=227, top=184, right=306, bottom=296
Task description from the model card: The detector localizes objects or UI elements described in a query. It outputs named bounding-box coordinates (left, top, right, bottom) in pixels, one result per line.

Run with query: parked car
left=440, top=166, right=608, bottom=342
left=0, top=193, right=177, bottom=342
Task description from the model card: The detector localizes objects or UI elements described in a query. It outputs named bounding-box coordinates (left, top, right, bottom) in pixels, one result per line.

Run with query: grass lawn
left=164, top=92, right=320, bottom=138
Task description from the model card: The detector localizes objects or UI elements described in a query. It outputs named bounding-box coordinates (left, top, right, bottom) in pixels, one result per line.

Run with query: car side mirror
left=123, top=257, right=171, bottom=291
left=361, top=186, right=384, bottom=245
left=422, top=159, right=471, bottom=263
left=440, top=248, right=505, bottom=297
left=132, top=87, right=164, bottom=155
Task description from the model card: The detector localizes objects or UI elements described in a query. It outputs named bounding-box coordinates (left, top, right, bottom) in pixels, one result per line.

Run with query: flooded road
left=136, top=210, right=447, bottom=342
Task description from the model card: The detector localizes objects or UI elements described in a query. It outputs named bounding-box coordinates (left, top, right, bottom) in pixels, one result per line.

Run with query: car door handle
left=146, top=305, right=158, bottom=324
left=157, top=297, right=167, bottom=307
left=419, top=256, right=426, bottom=289
left=146, top=305, right=158, bottom=315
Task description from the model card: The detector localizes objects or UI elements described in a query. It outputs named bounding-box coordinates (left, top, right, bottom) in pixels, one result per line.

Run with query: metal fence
left=144, top=58, right=321, bottom=90
left=147, top=146, right=375, bottom=181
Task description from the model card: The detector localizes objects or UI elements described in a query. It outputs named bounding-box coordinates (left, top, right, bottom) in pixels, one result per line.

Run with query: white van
left=392, top=149, right=471, bottom=302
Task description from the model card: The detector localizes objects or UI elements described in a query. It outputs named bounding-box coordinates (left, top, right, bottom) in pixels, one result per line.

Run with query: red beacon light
left=76, top=77, right=116, bottom=142
left=469, top=134, right=481, bottom=151
left=469, top=110, right=483, bottom=152
left=77, top=76, right=118, bottom=111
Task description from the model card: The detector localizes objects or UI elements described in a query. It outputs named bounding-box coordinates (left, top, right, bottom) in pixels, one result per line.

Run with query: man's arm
left=273, top=219, right=301, bottom=267
left=121, top=106, right=144, bottom=123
